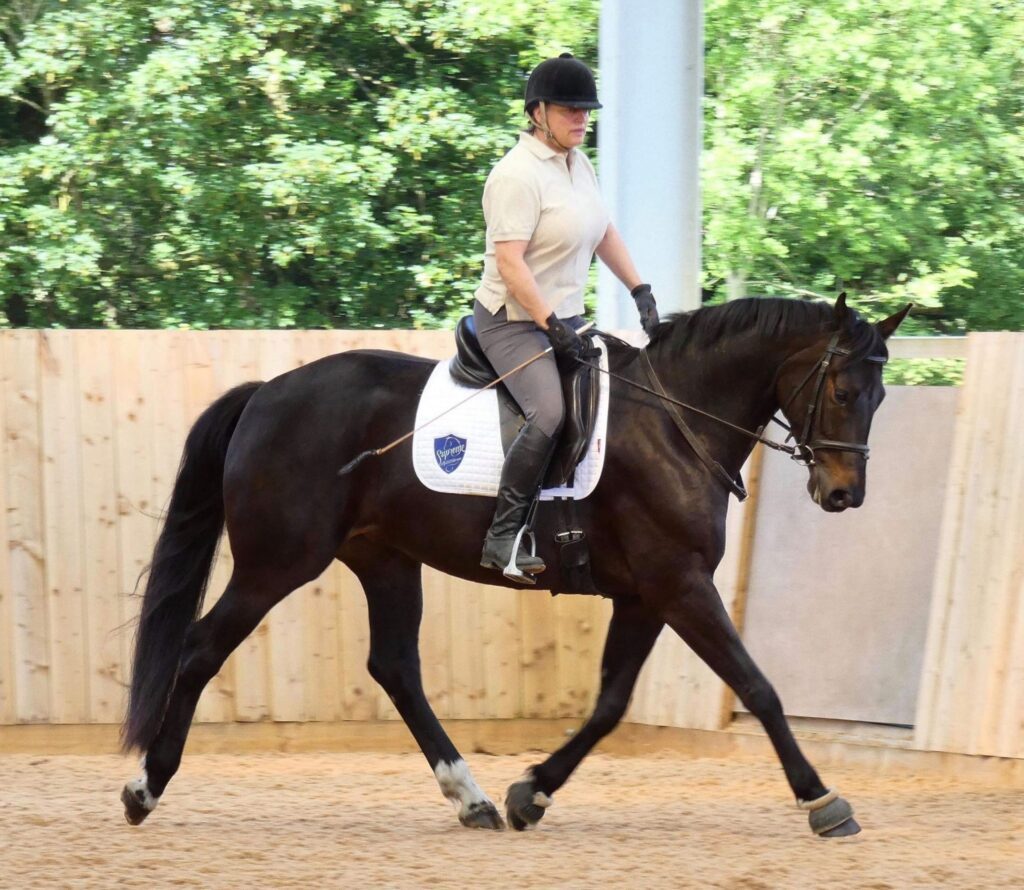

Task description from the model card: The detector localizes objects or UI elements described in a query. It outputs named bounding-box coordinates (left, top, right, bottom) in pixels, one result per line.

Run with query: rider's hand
left=544, top=313, right=587, bottom=360
left=631, top=283, right=660, bottom=337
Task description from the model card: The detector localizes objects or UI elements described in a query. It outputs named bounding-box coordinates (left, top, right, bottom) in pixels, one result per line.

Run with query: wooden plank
left=76, top=332, right=124, bottom=723
left=0, top=335, right=16, bottom=722
left=304, top=561, right=344, bottom=722
left=555, top=595, right=601, bottom=718
left=3, top=332, right=50, bottom=722
left=973, top=336, right=1024, bottom=756
left=112, top=331, right=162, bottom=712
left=39, top=332, right=88, bottom=722
left=519, top=587, right=559, bottom=718
left=932, top=335, right=995, bottom=753
left=478, top=585, right=522, bottom=719
left=447, top=576, right=485, bottom=719
left=992, top=342, right=1024, bottom=757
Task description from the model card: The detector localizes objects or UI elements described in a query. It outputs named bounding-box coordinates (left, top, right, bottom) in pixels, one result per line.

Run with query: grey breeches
left=473, top=301, right=583, bottom=439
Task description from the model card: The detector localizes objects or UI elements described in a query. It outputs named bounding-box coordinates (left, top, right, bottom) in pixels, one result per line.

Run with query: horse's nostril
left=829, top=490, right=853, bottom=509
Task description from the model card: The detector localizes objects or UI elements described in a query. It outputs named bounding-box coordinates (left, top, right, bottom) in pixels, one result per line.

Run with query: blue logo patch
left=434, top=434, right=467, bottom=474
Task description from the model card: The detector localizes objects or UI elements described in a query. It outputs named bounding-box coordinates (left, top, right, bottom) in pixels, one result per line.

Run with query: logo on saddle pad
left=434, top=434, right=468, bottom=474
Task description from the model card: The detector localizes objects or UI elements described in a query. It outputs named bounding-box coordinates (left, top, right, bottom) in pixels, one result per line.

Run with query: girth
left=449, top=315, right=600, bottom=488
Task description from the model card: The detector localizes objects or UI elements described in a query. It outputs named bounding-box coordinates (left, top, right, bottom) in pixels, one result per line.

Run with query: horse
left=120, top=293, right=910, bottom=836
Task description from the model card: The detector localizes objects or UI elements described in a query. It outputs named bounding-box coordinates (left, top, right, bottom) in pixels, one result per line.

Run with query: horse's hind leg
left=658, top=571, right=860, bottom=837
left=343, top=541, right=504, bottom=830
left=504, top=597, right=663, bottom=830
left=121, top=571, right=289, bottom=824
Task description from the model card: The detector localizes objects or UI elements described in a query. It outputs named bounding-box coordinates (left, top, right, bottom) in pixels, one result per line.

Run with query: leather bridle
left=771, top=332, right=887, bottom=467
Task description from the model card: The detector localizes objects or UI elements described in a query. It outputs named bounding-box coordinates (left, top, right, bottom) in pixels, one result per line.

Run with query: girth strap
left=640, top=351, right=748, bottom=501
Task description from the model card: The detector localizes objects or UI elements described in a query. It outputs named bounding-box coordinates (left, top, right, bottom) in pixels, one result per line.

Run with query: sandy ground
left=0, top=750, right=1019, bottom=889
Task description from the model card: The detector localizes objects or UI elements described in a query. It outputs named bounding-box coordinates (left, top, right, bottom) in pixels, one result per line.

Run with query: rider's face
left=538, top=103, right=591, bottom=149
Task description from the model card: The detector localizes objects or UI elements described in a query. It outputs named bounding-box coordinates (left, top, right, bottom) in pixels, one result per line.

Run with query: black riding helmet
left=524, top=52, right=602, bottom=114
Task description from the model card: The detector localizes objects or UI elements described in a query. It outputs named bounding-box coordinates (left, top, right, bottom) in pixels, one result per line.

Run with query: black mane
left=644, top=297, right=886, bottom=362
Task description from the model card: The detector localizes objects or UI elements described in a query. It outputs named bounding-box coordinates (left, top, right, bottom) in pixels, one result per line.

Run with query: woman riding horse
left=474, top=53, right=659, bottom=580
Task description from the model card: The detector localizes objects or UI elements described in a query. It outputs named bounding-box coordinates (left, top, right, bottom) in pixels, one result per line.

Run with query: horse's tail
left=121, top=381, right=262, bottom=753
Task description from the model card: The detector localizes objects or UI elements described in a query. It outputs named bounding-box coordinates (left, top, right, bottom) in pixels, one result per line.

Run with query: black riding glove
left=544, top=313, right=587, bottom=360
left=631, top=283, right=660, bottom=336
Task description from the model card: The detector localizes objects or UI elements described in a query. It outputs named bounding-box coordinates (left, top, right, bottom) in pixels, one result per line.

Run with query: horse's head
left=776, top=294, right=911, bottom=512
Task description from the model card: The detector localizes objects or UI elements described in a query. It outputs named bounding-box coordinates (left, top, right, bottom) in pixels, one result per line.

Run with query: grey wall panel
left=739, top=386, right=958, bottom=725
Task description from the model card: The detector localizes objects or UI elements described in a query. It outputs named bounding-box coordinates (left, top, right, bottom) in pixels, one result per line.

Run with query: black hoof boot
left=802, top=791, right=859, bottom=837
left=505, top=772, right=552, bottom=831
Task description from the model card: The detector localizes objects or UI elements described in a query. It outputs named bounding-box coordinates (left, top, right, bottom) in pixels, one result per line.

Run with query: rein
left=577, top=332, right=887, bottom=496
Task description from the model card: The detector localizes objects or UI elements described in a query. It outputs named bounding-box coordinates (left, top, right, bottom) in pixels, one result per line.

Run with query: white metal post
left=597, top=0, right=704, bottom=329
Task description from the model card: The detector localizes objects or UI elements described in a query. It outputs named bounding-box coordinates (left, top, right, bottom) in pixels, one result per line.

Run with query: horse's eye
left=835, top=389, right=849, bottom=405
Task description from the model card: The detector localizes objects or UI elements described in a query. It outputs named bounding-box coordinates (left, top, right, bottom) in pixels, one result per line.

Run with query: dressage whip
left=337, top=322, right=595, bottom=476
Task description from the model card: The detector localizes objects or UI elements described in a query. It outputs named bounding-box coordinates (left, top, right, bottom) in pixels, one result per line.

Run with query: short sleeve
left=482, top=172, right=540, bottom=242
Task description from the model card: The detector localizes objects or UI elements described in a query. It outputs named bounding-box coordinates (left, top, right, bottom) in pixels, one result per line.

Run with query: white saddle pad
left=412, top=338, right=610, bottom=499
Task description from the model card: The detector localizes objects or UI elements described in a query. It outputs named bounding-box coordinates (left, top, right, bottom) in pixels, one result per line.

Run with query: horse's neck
left=642, top=333, right=814, bottom=472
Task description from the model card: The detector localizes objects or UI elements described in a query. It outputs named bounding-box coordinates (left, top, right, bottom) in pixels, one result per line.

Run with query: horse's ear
left=833, top=292, right=853, bottom=330
left=875, top=303, right=913, bottom=340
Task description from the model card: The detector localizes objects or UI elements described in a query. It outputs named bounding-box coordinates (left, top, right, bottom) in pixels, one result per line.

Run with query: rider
left=474, top=52, right=660, bottom=582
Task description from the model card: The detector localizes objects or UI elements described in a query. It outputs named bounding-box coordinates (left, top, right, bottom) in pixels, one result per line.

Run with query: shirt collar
left=519, top=131, right=574, bottom=162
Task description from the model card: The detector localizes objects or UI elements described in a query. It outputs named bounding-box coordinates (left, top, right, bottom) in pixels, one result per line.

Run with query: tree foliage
left=0, top=0, right=1021, bottom=332
left=703, top=0, right=1024, bottom=333
left=0, top=0, right=598, bottom=327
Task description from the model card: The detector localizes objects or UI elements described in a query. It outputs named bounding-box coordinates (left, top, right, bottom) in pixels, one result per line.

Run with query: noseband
left=773, top=332, right=887, bottom=467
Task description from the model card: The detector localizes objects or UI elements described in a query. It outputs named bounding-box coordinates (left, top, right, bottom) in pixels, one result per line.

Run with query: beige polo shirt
left=474, top=132, right=610, bottom=322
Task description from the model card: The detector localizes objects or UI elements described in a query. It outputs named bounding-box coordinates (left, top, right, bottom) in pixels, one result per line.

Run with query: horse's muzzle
left=807, top=467, right=865, bottom=512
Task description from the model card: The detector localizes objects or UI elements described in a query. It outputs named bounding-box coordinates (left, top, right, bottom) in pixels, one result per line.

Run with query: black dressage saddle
left=448, top=316, right=600, bottom=489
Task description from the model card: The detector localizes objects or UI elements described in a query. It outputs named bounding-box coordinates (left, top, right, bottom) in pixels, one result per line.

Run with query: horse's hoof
left=459, top=800, right=506, bottom=830
left=505, top=773, right=552, bottom=832
left=806, top=795, right=857, bottom=837
left=821, top=816, right=861, bottom=837
left=121, top=782, right=156, bottom=826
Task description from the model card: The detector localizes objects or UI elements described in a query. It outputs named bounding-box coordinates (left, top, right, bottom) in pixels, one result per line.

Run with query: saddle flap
left=543, top=337, right=600, bottom=489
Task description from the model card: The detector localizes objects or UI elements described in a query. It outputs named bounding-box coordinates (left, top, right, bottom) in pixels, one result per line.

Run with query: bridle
left=771, top=332, right=887, bottom=467
left=580, top=330, right=887, bottom=498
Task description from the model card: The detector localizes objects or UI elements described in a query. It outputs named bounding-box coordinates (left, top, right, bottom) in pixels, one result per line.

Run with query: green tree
left=703, top=0, right=1024, bottom=334
left=0, top=0, right=598, bottom=328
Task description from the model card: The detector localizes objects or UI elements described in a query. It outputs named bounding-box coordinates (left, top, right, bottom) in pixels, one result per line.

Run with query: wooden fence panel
left=0, top=329, right=1019, bottom=764
left=914, top=334, right=1024, bottom=758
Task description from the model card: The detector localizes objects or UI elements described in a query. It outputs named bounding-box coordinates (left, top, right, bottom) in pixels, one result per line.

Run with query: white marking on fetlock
left=532, top=791, right=553, bottom=808
left=434, top=759, right=494, bottom=819
left=127, top=759, right=159, bottom=813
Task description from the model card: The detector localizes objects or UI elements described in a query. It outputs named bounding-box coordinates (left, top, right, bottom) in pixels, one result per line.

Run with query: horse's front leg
left=656, top=568, right=860, bottom=837
left=505, top=596, right=663, bottom=830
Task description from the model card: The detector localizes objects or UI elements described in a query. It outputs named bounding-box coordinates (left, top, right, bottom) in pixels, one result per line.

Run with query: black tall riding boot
left=480, top=422, right=557, bottom=582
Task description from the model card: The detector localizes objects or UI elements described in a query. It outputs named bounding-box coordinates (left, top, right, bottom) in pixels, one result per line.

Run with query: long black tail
left=121, top=381, right=262, bottom=753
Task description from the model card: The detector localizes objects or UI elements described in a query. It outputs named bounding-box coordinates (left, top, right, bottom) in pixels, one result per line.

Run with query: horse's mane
left=640, top=297, right=886, bottom=362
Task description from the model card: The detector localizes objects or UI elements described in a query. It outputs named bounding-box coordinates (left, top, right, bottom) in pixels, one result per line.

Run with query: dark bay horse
left=121, top=295, right=909, bottom=836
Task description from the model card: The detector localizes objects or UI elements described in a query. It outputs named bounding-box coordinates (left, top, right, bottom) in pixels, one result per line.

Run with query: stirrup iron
left=503, top=525, right=538, bottom=585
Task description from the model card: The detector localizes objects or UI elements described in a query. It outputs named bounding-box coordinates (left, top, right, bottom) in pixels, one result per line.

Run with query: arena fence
left=0, top=330, right=1019, bottom=761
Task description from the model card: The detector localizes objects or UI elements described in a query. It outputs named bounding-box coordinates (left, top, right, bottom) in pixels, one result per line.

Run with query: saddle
left=448, top=316, right=600, bottom=490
